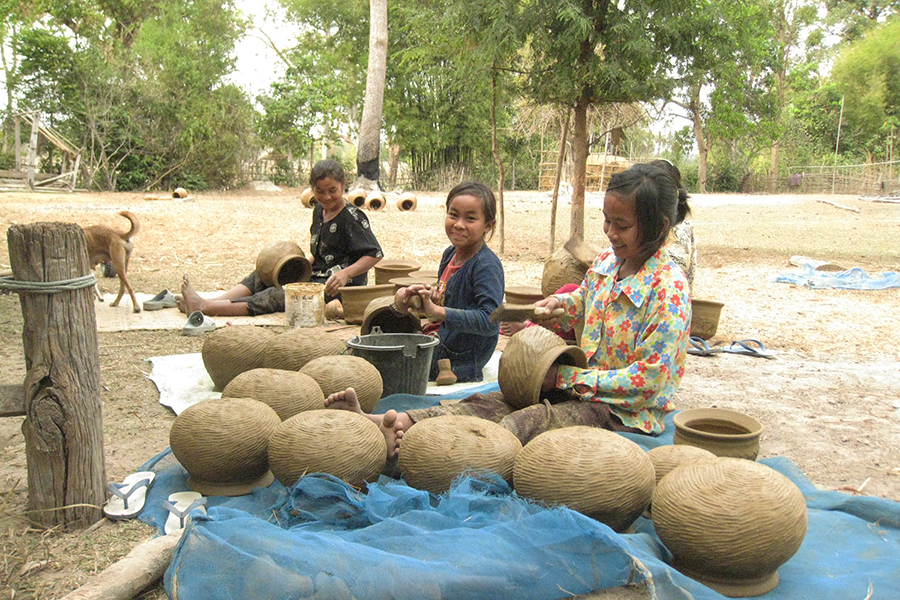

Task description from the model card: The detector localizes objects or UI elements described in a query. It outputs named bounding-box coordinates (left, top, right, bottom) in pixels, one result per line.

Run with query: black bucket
left=346, top=328, right=440, bottom=397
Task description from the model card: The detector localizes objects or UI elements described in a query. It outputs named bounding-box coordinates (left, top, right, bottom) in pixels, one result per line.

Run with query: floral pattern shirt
left=552, top=248, right=691, bottom=434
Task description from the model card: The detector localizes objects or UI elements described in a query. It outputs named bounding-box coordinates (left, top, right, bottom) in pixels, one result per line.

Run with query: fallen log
left=59, top=531, right=182, bottom=600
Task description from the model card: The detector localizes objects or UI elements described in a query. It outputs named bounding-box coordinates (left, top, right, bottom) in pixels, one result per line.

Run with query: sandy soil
left=0, top=186, right=898, bottom=598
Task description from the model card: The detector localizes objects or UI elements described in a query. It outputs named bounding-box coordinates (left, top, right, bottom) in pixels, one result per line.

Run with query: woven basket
left=513, top=426, right=655, bottom=532
left=169, top=397, right=281, bottom=496
left=262, top=328, right=347, bottom=371
left=222, top=368, right=325, bottom=420
left=299, top=355, right=383, bottom=412
left=338, top=283, right=396, bottom=324
left=652, top=458, right=808, bottom=597
left=267, top=409, right=386, bottom=488
left=202, top=326, right=276, bottom=391
left=398, top=415, right=522, bottom=494
left=541, top=245, right=589, bottom=297
left=498, top=326, right=587, bottom=409
left=256, top=241, right=311, bottom=288
left=360, top=296, right=422, bottom=335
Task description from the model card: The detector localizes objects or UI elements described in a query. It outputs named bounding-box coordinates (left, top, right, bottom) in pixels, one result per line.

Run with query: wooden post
left=15, top=115, right=22, bottom=171
left=26, top=113, right=39, bottom=190
left=7, top=222, right=106, bottom=529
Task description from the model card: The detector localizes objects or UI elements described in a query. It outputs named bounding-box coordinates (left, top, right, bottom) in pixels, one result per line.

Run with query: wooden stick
left=59, top=531, right=183, bottom=600
left=817, top=199, right=860, bottom=213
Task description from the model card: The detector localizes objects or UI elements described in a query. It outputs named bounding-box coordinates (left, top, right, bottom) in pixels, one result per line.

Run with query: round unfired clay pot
left=347, top=189, right=367, bottom=208
left=498, top=326, right=587, bottom=409
left=255, top=241, right=312, bottom=289
left=300, top=188, right=317, bottom=208
left=398, top=415, right=522, bottom=494
left=374, top=259, right=422, bottom=285
left=261, top=328, right=347, bottom=371
left=652, top=458, right=808, bottom=597
left=673, top=408, right=763, bottom=460
left=169, top=397, right=281, bottom=496
left=505, top=286, right=544, bottom=304
left=360, top=296, right=422, bottom=335
left=365, top=191, right=386, bottom=211
left=690, top=299, right=725, bottom=340
left=324, top=298, right=344, bottom=321
left=541, top=245, right=590, bottom=297
left=173, top=187, right=189, bottom=199
left=202, top=326, right=276, bottom=391
left=299, top=355, right=383, bottom=412
left=338, top=284, right=396, bottom=324
left=396, top=192, right=418, bottom=211
left=646, top=444, right=718, bottom=485
left=221, top=368, right=325, bottom=420
left=514, top=427, right=655, bottom=532
left=267, top=409, right=386, bottom=489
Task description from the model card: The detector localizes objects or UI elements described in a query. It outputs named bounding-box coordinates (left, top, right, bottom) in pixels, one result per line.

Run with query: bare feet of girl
left=324, top=387, right=411, bottom=459
left=176, top=274, right=205, bottom=314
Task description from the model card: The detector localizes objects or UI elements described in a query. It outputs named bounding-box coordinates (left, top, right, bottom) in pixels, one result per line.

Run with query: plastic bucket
left=346, top=328, right=440, bottom=397
left=284, top=282, right=325, bottom=328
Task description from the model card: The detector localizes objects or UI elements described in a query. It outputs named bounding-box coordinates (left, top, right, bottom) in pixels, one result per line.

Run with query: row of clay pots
left=299, top=188, right=417, bottom=211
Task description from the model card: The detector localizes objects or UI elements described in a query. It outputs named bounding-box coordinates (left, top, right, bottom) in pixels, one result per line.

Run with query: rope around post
left=0, top=274, right=97, bottom=294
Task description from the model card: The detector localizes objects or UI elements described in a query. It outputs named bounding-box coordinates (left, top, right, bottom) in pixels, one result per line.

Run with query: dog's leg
left=94, top=282, right=104, bottom=302
left=108, top=244, right=141, bottom=313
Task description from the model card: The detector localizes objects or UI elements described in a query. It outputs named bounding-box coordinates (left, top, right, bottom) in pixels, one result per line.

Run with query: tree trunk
left=691, top=83, right=709, bottom=193
left=490, top=71, right=506, bottom=253
left=550, top=109, right=570, bottom=254
left=353, top=0, right=388, bottom=191
left=8, top=222, right=106, bottom=529
left=571, top=96, right=589, bottom=241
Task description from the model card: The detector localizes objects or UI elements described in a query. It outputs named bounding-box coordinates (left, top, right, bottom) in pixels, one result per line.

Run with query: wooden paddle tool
left=490, top=303, right=565, bottom=324
left=563, top=236, right=599, bottom=268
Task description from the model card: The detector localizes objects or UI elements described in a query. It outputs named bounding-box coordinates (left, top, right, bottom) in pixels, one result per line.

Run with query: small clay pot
left=673, top=407, right=763, bottom=460
left=416, top=270, right=439, bottom=280
left=173, top=187, right=189, bottom=199
left=262, top=328, right=347, bottom=371
left=299, top=354, right=383, bottom=412
left=365, top=191, right=386, bottom=211
left=221, top=368, right=325, bottom=420
left=300, top=188, right=317, bottom=208
left=374, top=259, right=422, bottom=285
left=435, top=358, right=457, bottom=386
left=338, top=283, right=396, bottom=324
left=360, top=295, right=422, bottom=335
left=169, top=397, right=281, bottom=496
left=513, top=426, right=655, bottom=532
left=202, top=326, right=276, bottom=391
left=255, top=241, right=312, bottom=289
left=324, top=298, right=344, bottom=321
left=652, top=458, right=808, bottom=597
left=347, top=189, right=367, bottom=208
left=691, top=299, right=725, bottom=340
left=399, top=415, right=522, bottom=494
left=396, top=192, right=417, bottom=211
left=541, top=244, right=590, bottom=297
left=505, top=285, right=544, bottom=304
left=268, top=410, right=386, bottom=489
left=498, top=326, right=587, bottom=409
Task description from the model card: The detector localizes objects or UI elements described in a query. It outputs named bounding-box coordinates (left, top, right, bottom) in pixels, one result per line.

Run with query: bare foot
left=325, top=388, right=411, bottom=459
left=178, top=274, right=205, bottom=314
left=324, top=387, right=364, bottom=414
left=500, top=321, right=529, bottom=336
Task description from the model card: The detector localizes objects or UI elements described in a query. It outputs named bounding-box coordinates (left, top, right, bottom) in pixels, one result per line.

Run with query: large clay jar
left=505, top=286, right=544, bottom=304
left=347, top=188, right=367, bottom=208
left=299, top=355, right=383, bottom=412
left=646, top=444, right=717, bottom=485
left=374, top=259, right=422, bottom=285
left=267, top=409, right=386, bottom=489
left=673, top=407, right=763, bottom=460
left=541, top=245, right=589, bottom=297
left=221, top=368, right=325, bottom=420
left=513, top=426, right=655, bottom=532
left=398, top=415, right=522, bottom=494
left=691, top=299, right=725, bottom=340
left=300, top=188, right=316, bottom=209
left=338, top=283, right=395, bottom=324
left=365, top=191, right=386, bottom=211
left=169, top=397, right=281, bottom=496
left=396, top=192, right=417, bottom=211
left=652, top=458, right=808, bottom=597
left=498, top=326, right=587, bottom=409
left=202, top=326, right=276, bottom=391
left=360, top=296, right=422, bottom=335
left=255, top=241, right=312, bottom=289
left=262, top=328, right=346, bottom=371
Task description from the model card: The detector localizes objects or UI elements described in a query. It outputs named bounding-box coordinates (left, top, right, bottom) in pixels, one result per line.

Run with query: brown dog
left=83, top=211, right=141, bottom=312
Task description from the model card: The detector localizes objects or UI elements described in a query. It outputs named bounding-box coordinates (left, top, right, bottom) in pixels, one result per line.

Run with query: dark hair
left=606, top=163, right=687, bottom=261
left=309, top=159, right=346, bottom=188
left=446, top=181, right=498, bottom=241
left=648, top=159, right=691, bottom=225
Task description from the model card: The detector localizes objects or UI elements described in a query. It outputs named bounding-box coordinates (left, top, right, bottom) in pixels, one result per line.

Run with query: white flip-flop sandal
left=103, top=471, right=156, bottom=520
left=163, top=491, right=207, bottom=534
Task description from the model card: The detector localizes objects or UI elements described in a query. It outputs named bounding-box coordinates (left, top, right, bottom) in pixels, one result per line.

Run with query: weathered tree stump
left=7, top=222, right=106, bottom=529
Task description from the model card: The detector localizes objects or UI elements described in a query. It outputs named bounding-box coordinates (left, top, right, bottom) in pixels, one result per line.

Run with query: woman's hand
left=324, top=269, right=350, bottom=297
left=534, top=296, right=561, bottom=313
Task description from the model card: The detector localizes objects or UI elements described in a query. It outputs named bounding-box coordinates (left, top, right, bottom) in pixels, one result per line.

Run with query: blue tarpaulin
left=138, top=387, right=900, bottom=600
left=775, top=263, right=900, bottom=289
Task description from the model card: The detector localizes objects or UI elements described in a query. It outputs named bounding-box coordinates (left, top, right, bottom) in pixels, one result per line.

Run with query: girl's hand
left=534, top=297, right=561, bottom=315
left=324, top=270, right=350, bottom=296
left=419, top=287, right=445, bottom=322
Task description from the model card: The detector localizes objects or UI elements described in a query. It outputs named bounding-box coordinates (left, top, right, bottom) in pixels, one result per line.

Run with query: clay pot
left=513, top=426, right=655, bottom=532
left=347, top=188, right=367, bottom=208
left=299, top=354, right=383, bottom=412
left=541, top=245, right=589, bottom=297
left=261, top=328, right=347, bottom=371
left=399, top=415, right=522, bottom=494
left=652, top=458, right=808, bottom=597
left=374, top=259, right=422, bottom=285
left=173, top=187, right=189, bottom=199
left=646, top=444, right=718, bottom=485
left=300, top=187, right=317, bottom=208
left=365, top=191, right=386, bottom=211
left=169, top=397, right=280, bottom=496
left=505, top=285, right=544, bottom=304
left=360, top=296, right=422, bottom=335
left=324, top=298, right=344, bottom=321
left=435, top=358, right=457, bottom=386
left=498, top=326, right=587, bottom=409
left=691, top=299, right=725, bottom=340
left=396, top=192, right=418, bottom=211
left=202, top=326, right=276, bottom=391
left=255, top=241, right=312, bottom=289
left=673, top=408, right=763, bottom=460
left=389, top=275, right=437, bottom=292
left=416, top=270, right=439, bottom=280
left=338, top=283, right=396, bottom=324
left=268, top=410, right=386, bottom=489
left=221, top=368, right=325, bottom=420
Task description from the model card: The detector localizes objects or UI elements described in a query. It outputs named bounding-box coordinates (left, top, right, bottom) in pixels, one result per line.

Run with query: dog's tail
left=117, top=210, right=140, bottom=240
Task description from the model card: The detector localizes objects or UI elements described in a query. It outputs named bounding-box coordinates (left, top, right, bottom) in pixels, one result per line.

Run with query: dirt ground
left=0, top=185, right=898, bottom=599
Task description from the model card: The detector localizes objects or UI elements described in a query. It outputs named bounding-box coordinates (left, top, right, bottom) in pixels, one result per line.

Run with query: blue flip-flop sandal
left=722, top=339, right=777, bottom=359
left=687, top=336, right=722, bottom=357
